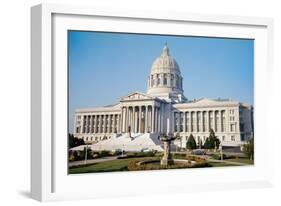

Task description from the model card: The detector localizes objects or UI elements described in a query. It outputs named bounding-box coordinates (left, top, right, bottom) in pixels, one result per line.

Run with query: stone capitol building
left=73, top=45, right=254, bottom=151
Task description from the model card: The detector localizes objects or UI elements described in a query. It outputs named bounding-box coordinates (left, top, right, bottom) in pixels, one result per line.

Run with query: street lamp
left=84, top=144, right=88, bottom=164
left=220, top=143, right=223, bottom=161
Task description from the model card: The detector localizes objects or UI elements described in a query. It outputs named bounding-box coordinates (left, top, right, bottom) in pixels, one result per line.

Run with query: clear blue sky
left=68, top=31, right=254, bottom=133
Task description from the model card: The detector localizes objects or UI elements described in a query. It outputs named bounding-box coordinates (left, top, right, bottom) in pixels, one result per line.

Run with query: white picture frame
left=31, top=3, right=274, bottom=202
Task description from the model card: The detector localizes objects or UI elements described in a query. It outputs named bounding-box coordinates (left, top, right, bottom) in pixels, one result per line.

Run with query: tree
left=68, top=133, right=85, bottom=148
left=243, top=138, right=254, bottom=160
left=186, top=134, right=197, bottom=150
left=203, top=129, right=220, bottom=150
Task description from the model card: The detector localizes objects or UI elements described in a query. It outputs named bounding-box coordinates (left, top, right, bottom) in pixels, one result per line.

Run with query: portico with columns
left=119, top=92, right=166, bottom=134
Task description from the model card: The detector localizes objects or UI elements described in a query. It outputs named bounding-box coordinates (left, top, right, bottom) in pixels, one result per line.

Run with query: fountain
left=130, top=119, right=207, bottom=171
left=160, top=133, right=176, bottom=166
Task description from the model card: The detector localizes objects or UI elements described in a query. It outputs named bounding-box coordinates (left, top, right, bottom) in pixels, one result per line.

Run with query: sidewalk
left=69, top=156, right=119, bottom=167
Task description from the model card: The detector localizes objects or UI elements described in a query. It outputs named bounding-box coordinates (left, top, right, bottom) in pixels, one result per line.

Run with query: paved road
left=69, top=156, right=119, bottom=167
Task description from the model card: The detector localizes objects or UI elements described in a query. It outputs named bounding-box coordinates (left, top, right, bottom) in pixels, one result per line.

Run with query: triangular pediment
left=121, top=92, right=153, bottom=101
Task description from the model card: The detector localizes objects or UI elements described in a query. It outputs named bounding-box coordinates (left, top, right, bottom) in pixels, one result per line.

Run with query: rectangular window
left=180, top=112, right=183, bottom=132
left=174, top=113, right=178, bottom=132
left=164, top=74, right=167, bottom=85
left=231, top=136, right=235, bottom=141
left=157, top=74, right=160, bottom=85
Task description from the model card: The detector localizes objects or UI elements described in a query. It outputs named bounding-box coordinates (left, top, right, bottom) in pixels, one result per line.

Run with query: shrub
left=211, top=153, right=226, bottom=160
left=68, top=133, right=85, bottom=149
left=186, top=134, right=197, bottom=150
left=99, top=150, right=110, bottom=157
left=243, top=138, right=254, bottom=160
left=118, top=151, right=156, bottom=159
left=127, top=161, right=140, bottom=171
left=203, top=129, right=220, bottom=149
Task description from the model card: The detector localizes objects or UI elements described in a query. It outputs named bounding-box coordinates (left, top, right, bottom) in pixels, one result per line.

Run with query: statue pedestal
left=160, top=135, right=175, bottom=166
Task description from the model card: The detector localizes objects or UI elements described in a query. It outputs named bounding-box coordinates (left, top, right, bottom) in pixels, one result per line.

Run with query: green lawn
left=69, top=154, right=253, bottom=174
left=69, top=156, right=160, bottom=174
left=207, top=162, right=238, bottom=167
left=225, top=158, right=254, bottom=164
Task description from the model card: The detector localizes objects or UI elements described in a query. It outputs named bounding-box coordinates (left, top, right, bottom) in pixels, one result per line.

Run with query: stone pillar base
left=160, top=159, right=174, bottom=166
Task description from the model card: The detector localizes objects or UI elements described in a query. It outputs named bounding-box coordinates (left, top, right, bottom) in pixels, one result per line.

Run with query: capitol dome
left=147, top=44, right=187, bottom=103
left=150, top=45, right=181, bottom=75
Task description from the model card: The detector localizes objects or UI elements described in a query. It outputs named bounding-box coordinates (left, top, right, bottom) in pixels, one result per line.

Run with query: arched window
left=164, top=74, right=167, bottom=85
left=151, top=75, right=154, bottom=87
left=180, top=77, right=183, bottom=88
left=175, top=75, right=178, bottom=88
left=171, top=74, right=174, bottom=87
left=157, top=74, right=160, bottom=85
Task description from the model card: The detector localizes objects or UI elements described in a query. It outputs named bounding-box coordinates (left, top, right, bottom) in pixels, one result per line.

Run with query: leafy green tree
left=203, top=129, right=220, bottom=149
left=68, top=133, right=85, bottom=148
left=243, top=138, right=254, bottom=160
left=186, top=134, right=197, bottom=150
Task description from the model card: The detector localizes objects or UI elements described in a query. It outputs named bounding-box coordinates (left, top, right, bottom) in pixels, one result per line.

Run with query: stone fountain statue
left=160, top=133, right=176, bottom=166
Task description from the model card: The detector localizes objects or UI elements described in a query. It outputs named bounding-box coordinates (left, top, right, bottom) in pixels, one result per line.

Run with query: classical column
left=93, top=115, right=96, bottom=133
left=107, top=115, right=110, bottom=133
left=190, top=112, right=193, bottom=133
left=109, top=114, right=112, bottom=133
left=138, top=106, right=142, bottom=133
left=120, top=107, right=124, bottom=133
left=122, top=107, right=126, bottom=132
left=158, top=107, right=161, bottom=133
left=132, top=107, right=135, bottom=133
left=200, top=112, right=204, bottom=133
left=85, top=116, right=89, bottom=133
left=213, top=111, right=216, bottom=131
left=151, top=106, right=155, bottom=133
left=127, top=107, right=130, bottom=132
left=134, top=108, right=138, bottom=133
left=177, top=112, right=180, bottom=133
left=80, top=115, right=84, bottom=134
left=83, top=116, right=86, bottom=133
left=206, top=111, right=209, bottom=132
left=98, top=115, right=101, bottom=133
left=117, top=114, right=121, bottom=133
left=87, top=116, right=90, bottom=133
left=123, top=108, right=126, bottom=133
left=102, top=115, right=105, bottom=133
left=214, top=111, right=217, bottom=132
left=218, top=111, right=221, bottom=133
left=89, top=115, right=93, bottom=133
left=88, top=116, right=90, bottom=133
left=145, top=106, right=148, bottom=133
left=156, top=107, right=160, bottom=133
left=155, top=107, right=158, bottom=133
left=183, top=112, right=186, bottom=133
left=110, top=114, right=115, bottom=133
left=148, top=106, right=151, bottom=132
left=160, top=104, right=164, bottom=133
left=194, top=111, right=198, bottom=132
